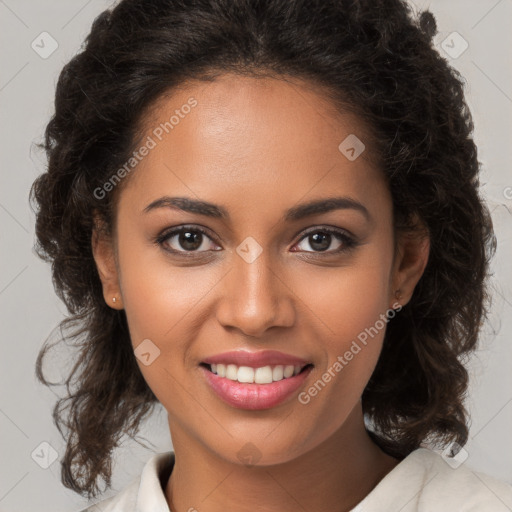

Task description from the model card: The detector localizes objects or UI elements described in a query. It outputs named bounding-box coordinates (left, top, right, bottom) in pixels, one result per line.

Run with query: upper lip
left=202, top=350, right=312, bottom=368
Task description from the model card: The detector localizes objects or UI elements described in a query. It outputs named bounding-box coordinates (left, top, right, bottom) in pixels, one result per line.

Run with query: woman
left=30, top=0, right=511, bottom=510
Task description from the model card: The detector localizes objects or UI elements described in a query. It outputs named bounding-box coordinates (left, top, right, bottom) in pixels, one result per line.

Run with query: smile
left=200, top=350, right=314, bottom=410
left=207, top=363, right=306, bottom=384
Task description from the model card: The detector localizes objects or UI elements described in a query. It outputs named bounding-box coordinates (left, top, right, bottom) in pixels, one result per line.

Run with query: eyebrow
left=143, top=196, right=371, bottom=222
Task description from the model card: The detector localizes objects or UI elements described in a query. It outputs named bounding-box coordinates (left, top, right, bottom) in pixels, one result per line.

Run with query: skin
left=92, top=73, right=430, bottom=512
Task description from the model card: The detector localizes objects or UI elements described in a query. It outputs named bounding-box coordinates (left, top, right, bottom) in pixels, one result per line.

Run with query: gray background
left=0, top=0, right=511, bottom=511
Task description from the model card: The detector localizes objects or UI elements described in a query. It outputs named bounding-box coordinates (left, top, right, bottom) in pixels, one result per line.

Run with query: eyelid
left=155, top=224, right=220, bottom=250
left=155, top=224, right=358, bottom=255
left=293, top=225, right=357, bottom=254
left=294, top=224, right=356, bottom=242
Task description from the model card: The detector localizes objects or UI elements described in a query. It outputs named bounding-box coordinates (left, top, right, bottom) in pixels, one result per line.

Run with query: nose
left=215, top=249, right=296, bottom=338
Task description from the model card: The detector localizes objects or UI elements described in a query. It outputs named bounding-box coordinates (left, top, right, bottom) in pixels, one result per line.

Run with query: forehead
left=118, top=73, right=390, bottom=222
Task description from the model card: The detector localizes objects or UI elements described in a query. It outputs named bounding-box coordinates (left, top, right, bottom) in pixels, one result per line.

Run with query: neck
left=164, top=405, right=399, bottom=512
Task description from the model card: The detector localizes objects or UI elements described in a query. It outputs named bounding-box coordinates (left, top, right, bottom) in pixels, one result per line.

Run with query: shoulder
left=76, top=451, right=175, bottom=512
left=354, top=447, right=512, bottom=512
left=76, top=478, right=140, bottom=512
left=414, top=448, right=512, bottom=511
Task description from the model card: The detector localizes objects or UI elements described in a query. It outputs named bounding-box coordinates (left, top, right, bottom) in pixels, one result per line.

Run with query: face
left=93, top=73, right=428, bottom=466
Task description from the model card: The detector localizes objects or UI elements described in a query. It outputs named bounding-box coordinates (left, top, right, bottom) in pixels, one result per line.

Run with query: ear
left=389, top=216, right=430, bottom=309
left=91, top=212, right=123, bottom=310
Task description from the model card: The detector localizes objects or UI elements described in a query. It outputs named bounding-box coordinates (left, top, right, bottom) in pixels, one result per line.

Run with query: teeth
left=238, top=366, right=255, bottom=383
left=254, top=366, right=273, bottom=384
left=226, top=364, right=238, bottom=380
left=209, top=363, right=305, bottom=383
left=272, top=365, right=284, bottom=381
left=283, top=365, right=294, bottom=378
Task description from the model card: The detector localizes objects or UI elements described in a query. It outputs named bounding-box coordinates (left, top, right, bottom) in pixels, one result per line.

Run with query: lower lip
left=201, top=365, right=313, bottom=410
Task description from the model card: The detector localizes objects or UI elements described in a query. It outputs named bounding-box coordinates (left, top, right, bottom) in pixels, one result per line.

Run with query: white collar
left=135, top=451, right=174, bottom=511
left=85, top=447, right=512, bottom=511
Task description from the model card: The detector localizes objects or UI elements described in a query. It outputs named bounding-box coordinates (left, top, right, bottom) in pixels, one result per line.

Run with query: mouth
left=199, top=350, right=314, bottom=410
left=200, top=362, right=314, bottom=384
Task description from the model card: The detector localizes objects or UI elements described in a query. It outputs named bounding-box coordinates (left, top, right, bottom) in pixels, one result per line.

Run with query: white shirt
left=79, top=448, right=512, bottom=511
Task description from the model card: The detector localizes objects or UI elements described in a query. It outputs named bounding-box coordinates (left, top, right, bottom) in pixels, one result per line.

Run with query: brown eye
left=156, top=226, right=220, bottom=254
left=293, top=227, right=357, bottom=254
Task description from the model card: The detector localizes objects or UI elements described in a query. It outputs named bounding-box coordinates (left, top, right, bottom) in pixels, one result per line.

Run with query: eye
left=292, top=227, right=357, bottom=254
left=156, top=226, right=220, bottom=254
left=155, top=225, right=357, bottom=257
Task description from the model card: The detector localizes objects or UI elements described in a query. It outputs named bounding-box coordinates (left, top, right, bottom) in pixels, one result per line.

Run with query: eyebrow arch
left=143, top=196, right=371, bottom=222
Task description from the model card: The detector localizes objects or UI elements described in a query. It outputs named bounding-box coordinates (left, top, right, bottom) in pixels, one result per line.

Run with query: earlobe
left=91, top=215, right=123, bottom=309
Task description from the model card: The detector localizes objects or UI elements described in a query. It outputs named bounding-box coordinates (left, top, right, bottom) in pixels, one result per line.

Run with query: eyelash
left=154, top=225, right=358, bottom=257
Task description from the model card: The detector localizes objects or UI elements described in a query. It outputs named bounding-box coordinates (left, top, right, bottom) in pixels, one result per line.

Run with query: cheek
left=318, top=251, right=392, bottom=356
left=295, top=240, right=393, bottom=426
left=115, top=237, right=218, bottom=407
left=297, top=297, right=389, bottom=446
left=117, top=236, right=215, bottom=343
left=115, top=242, right=202, bottom=412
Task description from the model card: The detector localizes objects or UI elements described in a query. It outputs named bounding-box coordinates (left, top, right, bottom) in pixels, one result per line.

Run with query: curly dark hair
left=30, top=0, right=496, bottom=500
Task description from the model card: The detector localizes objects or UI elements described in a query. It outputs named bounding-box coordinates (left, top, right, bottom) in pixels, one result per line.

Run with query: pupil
left=176, top=231, right=332, bottom=252
left=180, top=231, right=202, bottom=251
left=310, top=232, right=330, bottom=251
